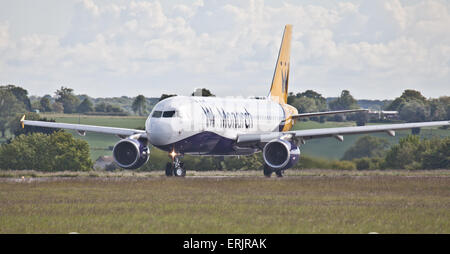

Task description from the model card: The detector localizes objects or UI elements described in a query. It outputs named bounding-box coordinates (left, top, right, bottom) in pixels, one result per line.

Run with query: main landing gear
left=165, top=152, right=186, bottom=177
left=263, top=164, right=284, bottom=178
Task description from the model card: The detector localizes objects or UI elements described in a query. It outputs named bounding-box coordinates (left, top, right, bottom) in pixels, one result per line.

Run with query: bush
left=421, top=138, right=450, bottom=169
left=353, top=157, right=385, bottom=170
left=384, top=135, right=450, bottom=169
left=0, top=131, right=93, bottom=171
left=342, top=136, right=389, bottom=160
left=331, top=160, right=356, bottom=170
left=297, top=155, right=332, bottom=169
left=355, top=157, right=371, bottom=170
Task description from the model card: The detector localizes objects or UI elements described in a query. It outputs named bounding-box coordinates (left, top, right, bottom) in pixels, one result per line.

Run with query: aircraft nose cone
left=148, top=119, right=171, bottom=146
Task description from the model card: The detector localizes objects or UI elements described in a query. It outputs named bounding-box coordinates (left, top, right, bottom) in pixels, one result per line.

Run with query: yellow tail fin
left=269, top=25, right=292, bottom=104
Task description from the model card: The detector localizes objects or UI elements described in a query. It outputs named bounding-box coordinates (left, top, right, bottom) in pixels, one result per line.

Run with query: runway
left=1, top=169, right=449, bottom=183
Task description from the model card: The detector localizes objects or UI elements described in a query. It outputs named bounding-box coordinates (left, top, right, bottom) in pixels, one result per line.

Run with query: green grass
left=0, top=171, right=449, bottom=233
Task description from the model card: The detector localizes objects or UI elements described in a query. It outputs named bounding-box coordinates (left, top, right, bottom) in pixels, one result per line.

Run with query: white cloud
left=82, top=0, right=100, bottom=16
left=0, top=0, right=449, bottom=99
left=0, top=22, right=9, bottom=50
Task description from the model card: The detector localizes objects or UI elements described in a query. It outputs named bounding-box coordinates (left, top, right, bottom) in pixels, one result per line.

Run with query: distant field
left=0, top=170, right=449, bottom=233
left=40, top=114, right=449, bottom=161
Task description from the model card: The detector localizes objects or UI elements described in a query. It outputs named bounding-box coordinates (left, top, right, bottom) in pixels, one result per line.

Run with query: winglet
left=20, top=114, right=25, bottom=129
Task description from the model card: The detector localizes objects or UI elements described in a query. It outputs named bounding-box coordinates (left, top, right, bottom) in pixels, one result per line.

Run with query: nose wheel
left=263, top=164, right=284, bottom=177
left=166, top=153, right=186, bottom=177
left=174, top=163, right=186, bottom=177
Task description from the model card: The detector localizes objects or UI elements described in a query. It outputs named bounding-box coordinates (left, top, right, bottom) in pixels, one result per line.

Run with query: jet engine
left=113, top=138, right=149, bottom=169
left=262, top=139, right=300, bottom=170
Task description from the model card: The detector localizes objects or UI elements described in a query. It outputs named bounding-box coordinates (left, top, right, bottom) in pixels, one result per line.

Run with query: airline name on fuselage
left=199, top=104, right=254, bottom=129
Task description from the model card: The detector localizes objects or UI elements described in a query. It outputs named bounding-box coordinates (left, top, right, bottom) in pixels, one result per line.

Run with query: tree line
left=385, top=89, right=450, bottom=122
left=0, top=85, right=158, bottom=137
left=38, top=87, right=129, bottom=115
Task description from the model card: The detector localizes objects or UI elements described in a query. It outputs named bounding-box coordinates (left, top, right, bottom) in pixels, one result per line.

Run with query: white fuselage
left=145, top=96, right=288, bottom=155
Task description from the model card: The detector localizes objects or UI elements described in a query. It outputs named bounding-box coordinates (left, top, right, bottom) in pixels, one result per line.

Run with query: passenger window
left=152, top=111, right=162, bottom=118
left=163, top=111, right=176, bottom=118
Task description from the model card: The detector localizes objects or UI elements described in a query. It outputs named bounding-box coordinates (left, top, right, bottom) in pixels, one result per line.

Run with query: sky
left=0, top=0, right=449, bottom=99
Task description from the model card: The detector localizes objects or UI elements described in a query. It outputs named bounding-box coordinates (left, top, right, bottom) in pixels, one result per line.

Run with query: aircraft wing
left=236, top=121, right=450, bottom=145
left=291, top=109, right=368, bottom=119
left=21, top=116, right=146, bottom=137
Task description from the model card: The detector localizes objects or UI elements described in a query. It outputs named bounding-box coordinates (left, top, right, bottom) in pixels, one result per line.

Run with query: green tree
left=354, top=111, right=369, bottom=126
left=52, top=102, right=64, bottom=113
left=328, top=90, right=359, bottom=110
left=291, top=97, right=317, bottom=113
left=106, top=104, right=124, bottom=113
left=159, top=94, right=177, bottom=102
left=399, top=101, right=430, bottom=122
left=297, top=90, right=327, bottom=110
left=421, top=138, right=450, bottom=169
left=429, top=97, right=448, bottom=121
left=384, top=135, right=422, bottom=169
left=31, top=100, right=41, bottom=111
left=132, top=95, right=147, bottom=116
left=49, top=131, right=92, bottom=171
left=191, top=88, right=215, bottom=97
left=385, top=97, right=405, bottom=111
left=288, top=90, right=328, bottom=121
left=384, top=135, right=449, bottom=169
left=441, top=96, right=450, bottom=120
left=1, top=85, right=32, bottom=111
left=55, top=86, right=80, bottom=114
left=342, top=136, right=390, bottom=160
left=385, top=89, right=428, bottom=112
left=77, top=98, right=94, bottom=113
left=39, top=97, right=52, bottom=112
left=95, top=102, right=107, bottom=112
left=0, top=89, right=26, bottom=137
left=399, top=89, right=427, bottom=103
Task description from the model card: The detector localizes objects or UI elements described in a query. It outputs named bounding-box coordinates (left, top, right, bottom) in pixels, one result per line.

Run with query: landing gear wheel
left=174, top=166, right=186, bottom=177
left=263, top=164, right=273, bottom=177
left=165, top=162, right=173, bottom=176
left=168, top=151, right=186, bottom=177
left=275, top=170, right=284, bottom=178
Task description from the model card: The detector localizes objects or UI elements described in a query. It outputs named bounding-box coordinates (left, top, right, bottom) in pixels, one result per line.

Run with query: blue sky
left=0, top=0, right=449, bottom=99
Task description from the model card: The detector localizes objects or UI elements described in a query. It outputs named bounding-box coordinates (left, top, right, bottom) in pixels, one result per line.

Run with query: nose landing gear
left=165, top=151, right=186, bottom=177
left=263, top=164, right=284, bottom=178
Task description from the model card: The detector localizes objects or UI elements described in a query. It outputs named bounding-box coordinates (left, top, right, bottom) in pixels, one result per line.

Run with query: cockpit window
left=152, top=111, right=162, bottom=118
left=163, top=111, right=176, bottom=118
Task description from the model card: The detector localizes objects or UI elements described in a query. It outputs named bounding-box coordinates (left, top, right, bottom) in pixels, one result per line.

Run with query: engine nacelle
left=113, top=138, right=149, bottom=169
left=262, top=139, right=300, bottom=170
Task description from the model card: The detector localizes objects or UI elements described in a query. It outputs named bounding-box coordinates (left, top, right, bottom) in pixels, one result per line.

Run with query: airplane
left=21, top=25, right=450, bottom=177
